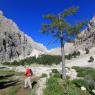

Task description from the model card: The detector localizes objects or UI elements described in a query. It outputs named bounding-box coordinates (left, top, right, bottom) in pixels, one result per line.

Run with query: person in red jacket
left=24, top=66, right=32, bottom=89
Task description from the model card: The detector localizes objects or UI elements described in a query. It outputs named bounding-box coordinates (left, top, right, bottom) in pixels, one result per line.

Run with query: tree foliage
left=41, top=6, right=87, bottom=79
left=42, top=6, right=87, bottom=42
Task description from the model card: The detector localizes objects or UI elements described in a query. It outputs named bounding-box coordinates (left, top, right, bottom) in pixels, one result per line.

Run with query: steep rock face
left=75, top=16, right=95, bottom=50
left=0, top=11, right=47, bottom=62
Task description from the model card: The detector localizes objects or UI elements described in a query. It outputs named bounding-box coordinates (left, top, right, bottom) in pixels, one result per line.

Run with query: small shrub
left=72, top=79, right=85, bottom=87
left=77, top=51, right=80, bottom=56
left=85, top=48, right=89, bottom=54
left=66, top=54, right=72, bottom=60
left=84, top=75, right=95, bottom=92
left=72, top=75, right=95, bottom=94
left=52, top=69, right=59, bottom=73
left=65, top=51, right=80, bottom=60
left=72, top=51, right=77, bottom=58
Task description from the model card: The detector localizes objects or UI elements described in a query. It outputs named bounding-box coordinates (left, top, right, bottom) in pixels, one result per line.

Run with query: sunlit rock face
left=0, top=10, right=48, bottom=63
left=75, top=16, right=95, bottom=50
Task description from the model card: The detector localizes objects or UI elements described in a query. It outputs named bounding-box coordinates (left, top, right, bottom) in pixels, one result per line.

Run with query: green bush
left=36, top=54, right=61, bottom=65
left=72, top=79, right=85, bottom=87
left=65, top=54, right=72, bottom=60
left=65, top=51, right=80, bottom=60
left=72, top=78, right=95, bottom=94
left=51, top=69, right=61, bottom=78
left=72, top=66, right=95, bottom=80
left=52, top=69, right=59, bottom=73
left=84, top=75, right=95, bottom=93
left=72, top=51, right=77, bottom=58
left=53, top=73, right=61, bottom=78
left=77, top=51, right=80, bottom=56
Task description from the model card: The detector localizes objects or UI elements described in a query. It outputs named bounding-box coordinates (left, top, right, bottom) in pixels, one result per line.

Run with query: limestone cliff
left=0, top=11, right=47, bottom=62
left=75, top=16, right=95, bottom=50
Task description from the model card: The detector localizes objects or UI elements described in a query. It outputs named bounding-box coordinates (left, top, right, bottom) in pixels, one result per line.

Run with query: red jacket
left=25, top=68, right=31, bottom=77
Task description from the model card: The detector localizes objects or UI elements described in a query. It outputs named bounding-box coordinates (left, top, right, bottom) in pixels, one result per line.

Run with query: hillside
left=0, top=11, right=48, bottom=63
left=66, top=47, right=95, bottom=68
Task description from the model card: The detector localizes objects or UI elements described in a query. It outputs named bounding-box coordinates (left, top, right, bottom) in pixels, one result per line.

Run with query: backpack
left=30, top=69, right=33, bottom=76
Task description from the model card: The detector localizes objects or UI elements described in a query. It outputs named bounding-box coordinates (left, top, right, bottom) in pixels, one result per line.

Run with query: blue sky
left=0, top=0, right=95, bottom=49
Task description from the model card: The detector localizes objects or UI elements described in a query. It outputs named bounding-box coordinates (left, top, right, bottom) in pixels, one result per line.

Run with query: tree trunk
left=60, top=38, right=66, bottom=79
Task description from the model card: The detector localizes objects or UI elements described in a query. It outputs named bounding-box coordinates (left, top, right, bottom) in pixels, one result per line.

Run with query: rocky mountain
left=75, top=16, right=95, bottom=50
left=0, top=11, right=48, bottom=63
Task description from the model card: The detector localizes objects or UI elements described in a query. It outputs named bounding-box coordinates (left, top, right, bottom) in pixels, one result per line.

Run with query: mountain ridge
left=0, top=10, right=48, bottom=62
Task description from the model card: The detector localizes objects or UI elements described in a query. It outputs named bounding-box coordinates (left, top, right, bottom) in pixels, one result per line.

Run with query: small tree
left=41, top=6, right=87, bottom=79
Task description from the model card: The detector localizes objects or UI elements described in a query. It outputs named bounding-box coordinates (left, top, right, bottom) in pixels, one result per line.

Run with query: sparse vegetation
left=2, top=55, right=62, bottom=66
left=44, top=73, right=90, bottom=95
left=0, top=69, right=36, bottom=95
left=72, top=66, right=95, bottom=80
left=1, top=52, right=81, bottom=66
left=72, top=78, right=95, bottom=94
left=7, top=85, right=20, bottom=95
left=44, top=66, right=95, bottom=95
left=65, top=51, right=80, bottom=60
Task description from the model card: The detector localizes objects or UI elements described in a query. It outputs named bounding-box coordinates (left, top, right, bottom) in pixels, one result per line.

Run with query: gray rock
left=0, top=11, right=48, bottom=63
left=75, top=16, right=95, bottom=50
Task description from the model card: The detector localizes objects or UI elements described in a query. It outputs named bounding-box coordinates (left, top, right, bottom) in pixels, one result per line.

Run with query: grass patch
left=72, top=78, right=95, bottom=94
left=0, top=70, right=24, bottom=76
left=44, top=73, right=90, bottom=95
left=7, top=85, right=21, bottom=95
left=0, top=70, right=15, bottom=74
left=44, top=76, right=64, bottom=95
left=72, top=66, right=95, bottom=80
left=0, top=69, right=20, bottom=95
left=28, top=89, right=36, bottom=95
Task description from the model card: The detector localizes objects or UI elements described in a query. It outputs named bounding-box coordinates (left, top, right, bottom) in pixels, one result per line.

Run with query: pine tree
left=41, top=6, right=87, bottom=79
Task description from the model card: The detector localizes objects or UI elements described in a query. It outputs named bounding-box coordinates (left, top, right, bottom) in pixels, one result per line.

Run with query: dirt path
left=16, top=86, right=30, bottom=95
left=35, top=78, right=47, bottom=95
left=16, top=76, right=38, bottom=95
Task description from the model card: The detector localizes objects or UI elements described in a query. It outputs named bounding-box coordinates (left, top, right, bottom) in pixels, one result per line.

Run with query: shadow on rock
left=0, top=74, right=15, bottom=79
left=0, top=80, right=18, bottom=89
